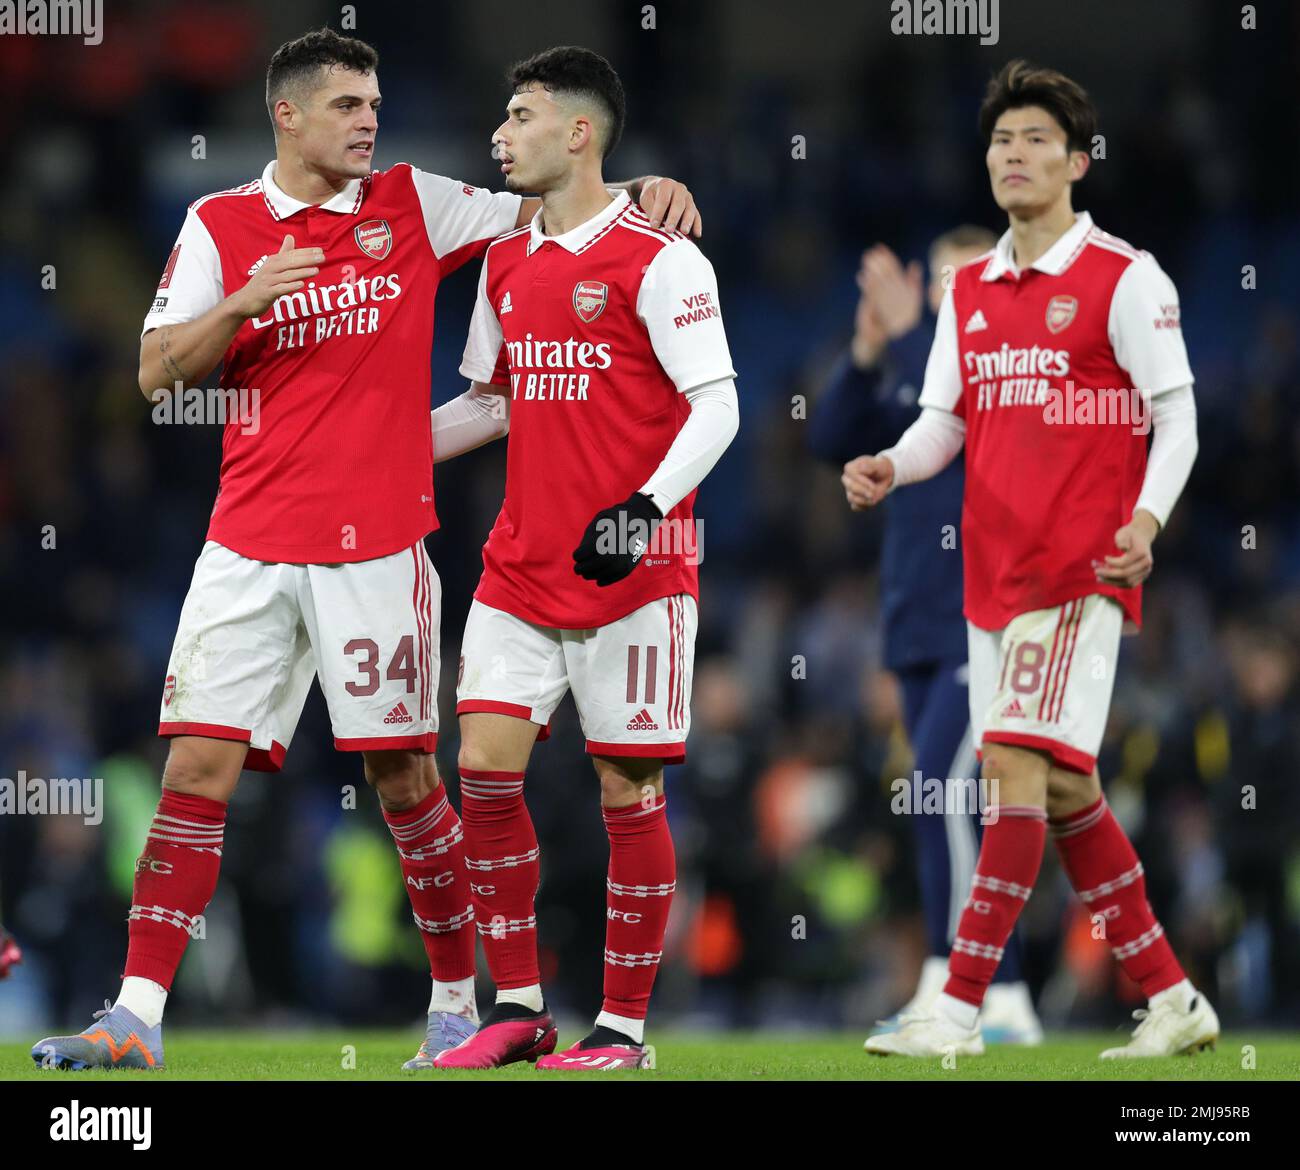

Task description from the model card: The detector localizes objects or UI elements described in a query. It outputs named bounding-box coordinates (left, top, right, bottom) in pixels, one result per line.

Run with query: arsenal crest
left=355, top=218, right=393, bottom=260
left=1045, top=294, right=1078, bottom=334
left=163, top=674, right=176, bottom=707
left=573, top=280, right=608, bottom=323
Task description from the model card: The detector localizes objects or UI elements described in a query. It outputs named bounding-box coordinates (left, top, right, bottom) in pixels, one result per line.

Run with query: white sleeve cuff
left=878, top=407, right=966, bottom=487
left=1134, top=383, right=1198, bottom=528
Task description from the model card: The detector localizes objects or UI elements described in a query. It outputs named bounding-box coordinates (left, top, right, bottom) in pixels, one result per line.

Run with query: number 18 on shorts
left=967, top=594, right=1123, bottom=776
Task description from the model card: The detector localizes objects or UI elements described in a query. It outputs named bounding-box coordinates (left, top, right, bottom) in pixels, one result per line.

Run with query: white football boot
left=981, top=981, right=1044, bottom=1046
left=1100, top=987, right=1219, bottom=1059
left=866, top=956, right=949, bottom=1040
left=865, top=1008, right=985, bottom=1057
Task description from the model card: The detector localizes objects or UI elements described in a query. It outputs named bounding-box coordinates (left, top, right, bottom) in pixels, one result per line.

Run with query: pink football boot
left=433, top=1009, right=557, bottom=1069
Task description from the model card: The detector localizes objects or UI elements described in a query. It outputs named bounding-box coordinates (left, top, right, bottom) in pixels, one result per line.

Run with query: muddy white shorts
left=159, top=540, right=440, bottom=771
left=456, top=594, right=697, bottom=763
left=967, top=594, right=1123, bottom=776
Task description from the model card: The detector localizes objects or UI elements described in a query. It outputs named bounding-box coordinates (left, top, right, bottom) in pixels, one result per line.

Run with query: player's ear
left=1068, top=149, right=1090, bottom=183
left=274, top=98, right=295, bottom=137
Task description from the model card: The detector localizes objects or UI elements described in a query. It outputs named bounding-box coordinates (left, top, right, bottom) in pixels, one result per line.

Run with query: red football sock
left=944, top=804, right=1046, bottom=1008
left=124, top=790, right=226, bottom=989
left=383, top=783, right=475, bottom=982
left=1051, top=795, right=1185, bottom=997
left=602, top=794, right=676, bottom=1020
left=458, top=769, right=539, bottom=991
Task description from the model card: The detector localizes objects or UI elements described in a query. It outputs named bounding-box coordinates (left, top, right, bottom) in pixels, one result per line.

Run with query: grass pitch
left=5, top=1029, right=1300, bottom=1080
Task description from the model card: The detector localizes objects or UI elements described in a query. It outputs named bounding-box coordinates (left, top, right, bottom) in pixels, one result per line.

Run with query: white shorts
left=967, top=594, right=1122, bottom=776
left=159, top=540, right=440, bottom=771
left=456, top=595, right=697, bottom=763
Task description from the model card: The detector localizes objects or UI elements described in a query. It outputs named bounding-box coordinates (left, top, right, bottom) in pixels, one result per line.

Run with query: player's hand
left=1095, top=512, right=1158, bottom=588
left=842, top=454, right=895, bottom=510
left=639, top=177, right=702, bottom=237
left=231, top=234, right=326, bottom=319
left=573, top=491, right=663, bottom=587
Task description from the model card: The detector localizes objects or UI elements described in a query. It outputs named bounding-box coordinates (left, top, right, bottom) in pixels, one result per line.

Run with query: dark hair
left=506, top=45, right=626, bottom=160
left=931, top=224, right=999, bottom=257
left=266, top=27, right=378, bottom=126
left=978, top=60, right=1097, bottom=155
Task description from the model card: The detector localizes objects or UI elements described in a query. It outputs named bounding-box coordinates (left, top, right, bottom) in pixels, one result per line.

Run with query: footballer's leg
left=33, top=542, right=310, bottom=1071
left=870, top=612, right=1053, bottom=1057
left=1047, top=764, right=1219, bottom=1057
left=362, top=747, right=479, bottom=1067
left=433, top=600, right=568, bottom=1069
left=536, top=594, right=691, bottom=1071
left=303, top=542, right=484, bottom=1068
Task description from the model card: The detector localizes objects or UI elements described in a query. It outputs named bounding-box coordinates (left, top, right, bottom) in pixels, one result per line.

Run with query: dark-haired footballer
left=847, top=60, right=1213, bottom=1059
left=32, top=28, right=702, bottom=1073
left=425, top=46, right=738, bottom=1071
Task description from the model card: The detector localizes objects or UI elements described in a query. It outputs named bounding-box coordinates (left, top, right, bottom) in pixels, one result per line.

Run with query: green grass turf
left=4, top=1030, right=1300, bottom=1080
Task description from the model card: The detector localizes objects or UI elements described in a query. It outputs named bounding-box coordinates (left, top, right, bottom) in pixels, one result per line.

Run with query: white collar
left=981, top=211, right=1094, bottom=280
left=527, top=190, right=630, bottom=256
left=260, top=160, right=365, bottom=220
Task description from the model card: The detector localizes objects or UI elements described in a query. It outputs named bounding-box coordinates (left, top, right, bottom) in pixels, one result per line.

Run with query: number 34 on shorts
left=158, top=540, right=441, bottom=770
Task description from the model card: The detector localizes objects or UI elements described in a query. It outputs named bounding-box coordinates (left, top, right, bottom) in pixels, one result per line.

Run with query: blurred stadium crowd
left=2, top=0, right=1298, bottom=1036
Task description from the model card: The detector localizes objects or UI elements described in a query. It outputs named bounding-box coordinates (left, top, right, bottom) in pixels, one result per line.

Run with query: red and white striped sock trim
left=476, top=914, right=537, bottom=937
left=971, top=871, right=1033, bottom=901
left=952, top=935, right=1004, bottom=962
left=459, top=769, right=526, bottom=802
left=127, top=904, right=198, bottom=934
left=147, top=813, right=224, bottom=856
left=1050, top=795, right=1108, bottom=839
left=604, top=948, right=663, bottom=968
left=606, top=879, right=676, bottom=898
left=994, top=805, right=1049, bottom=821
left=1076, top=861, right=1145, bottom=904
left=465, top=847, right=541, bottom=871
left=413, top=905, right=475, bottom=935
left=1113, top=921, right=1165, bottom=960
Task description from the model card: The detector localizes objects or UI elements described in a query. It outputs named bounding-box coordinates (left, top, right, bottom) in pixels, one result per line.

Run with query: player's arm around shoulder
left=430, top=381, right=510, bottom=464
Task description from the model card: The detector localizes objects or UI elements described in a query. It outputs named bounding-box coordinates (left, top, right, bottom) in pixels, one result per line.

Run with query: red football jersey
left=142, top=161, right=521, bottom=563
left=459, top=192, right=736, bottom=629
left=919, top=213, right=1194, bottom=631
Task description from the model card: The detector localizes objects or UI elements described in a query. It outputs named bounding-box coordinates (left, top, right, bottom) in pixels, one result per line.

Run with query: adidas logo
left=500, top=290, right=513, bottom=314
left=964, top=309, right=988, bottom=333
left=999, top=697, right=1026, bottom=718
left=384, top=702, right=414, bottom=725
left=247, top=254, right=269, bottom=277
left=626, top=708, right=659, bottom=731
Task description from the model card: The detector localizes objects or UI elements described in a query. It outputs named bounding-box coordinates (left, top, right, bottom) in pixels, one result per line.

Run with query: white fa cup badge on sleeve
left=1045, top=294, right=1079, bottom=334
left=355, top=219, right=393, bottom=260
left=573, top=281, right=608, bottom=323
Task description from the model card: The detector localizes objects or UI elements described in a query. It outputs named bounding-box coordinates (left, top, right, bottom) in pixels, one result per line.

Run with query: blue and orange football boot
left=32, top=1000, right=165, bottom=1070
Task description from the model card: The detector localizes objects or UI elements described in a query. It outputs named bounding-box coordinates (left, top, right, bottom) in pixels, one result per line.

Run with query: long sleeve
left=1135, top=383, right=1198, bottom=528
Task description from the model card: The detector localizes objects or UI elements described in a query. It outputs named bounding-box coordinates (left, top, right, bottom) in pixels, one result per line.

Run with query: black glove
left=573, top=491, right=663, bottom=587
